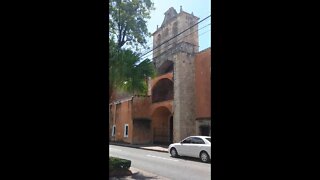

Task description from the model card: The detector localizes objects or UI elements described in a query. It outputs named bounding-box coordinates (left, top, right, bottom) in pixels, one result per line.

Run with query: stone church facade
left=109, top=7, right=211, bottom=145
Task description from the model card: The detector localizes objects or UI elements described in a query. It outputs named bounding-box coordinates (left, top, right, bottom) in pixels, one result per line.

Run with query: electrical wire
left=138, top=15, right=211, bottom=59
left=141, top=28, right=211, bottom=61
left=140, top=23, right=211, bottom=60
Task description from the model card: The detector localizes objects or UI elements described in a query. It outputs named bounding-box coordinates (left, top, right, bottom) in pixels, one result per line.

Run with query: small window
left=124, top=124, right=129, bottom=137
left=192, top=137, right=205, bottom=144
left=181, top=137, right=192, bottom=144
left=112, top=125, right=116, bottom=136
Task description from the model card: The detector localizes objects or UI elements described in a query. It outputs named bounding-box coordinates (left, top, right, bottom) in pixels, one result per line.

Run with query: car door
left=178, top=137, right=192, bottom=156
left=190, top=137, right=206, bottom=158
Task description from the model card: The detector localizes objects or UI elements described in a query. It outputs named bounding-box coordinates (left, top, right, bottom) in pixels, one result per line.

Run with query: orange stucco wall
left=132, top=96, right=152, bottom=119
left=110, top=96, right=153, bottom=144
left=110, top=100, right=133, bottom=144
left=195, top=48, right=211, bottom=119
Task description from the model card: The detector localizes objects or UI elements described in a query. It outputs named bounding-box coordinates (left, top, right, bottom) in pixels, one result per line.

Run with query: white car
left=168, top=136, right=211, bottom=162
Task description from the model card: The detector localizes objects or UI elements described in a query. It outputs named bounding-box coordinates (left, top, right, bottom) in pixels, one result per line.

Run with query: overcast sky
left=141, top=0, right=211, bottom=59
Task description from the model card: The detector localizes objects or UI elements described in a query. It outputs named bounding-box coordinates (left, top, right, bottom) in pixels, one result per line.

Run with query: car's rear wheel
left=170, top=148, right=178, bottom=157
left=200, top=151, right=210, bottom=163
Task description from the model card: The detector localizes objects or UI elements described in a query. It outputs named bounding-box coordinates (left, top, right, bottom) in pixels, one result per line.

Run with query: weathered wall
left=152, top=12, right=199, bottom=55
left=173, top=52, right=196, bottom=142
left=150, top=73, right=174, bottom=144
left=132, top=119, right=152, bottom=144
left=110, top=100, right=133, bottom=144
left=151, top=106, right=171, bottom=144
left=195, top=48, right=211, bottom=119
left=132, top=96, right=151, bottom=119
left=153, top=8, right=199, bottom=74
left=110, top=96, right=155, bottom=144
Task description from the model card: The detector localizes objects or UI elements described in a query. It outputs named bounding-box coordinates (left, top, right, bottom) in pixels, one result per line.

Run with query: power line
left=139, top=19, right=211, bottom=56
left=138, top=15, right=211, bottom=59
left=139, top=16, right=211, bottom=55
left=139, top=15, right=211, bottom=57
left=142, top=28, right=211, bottom=61
left=140, top=23, right=211, bottom=60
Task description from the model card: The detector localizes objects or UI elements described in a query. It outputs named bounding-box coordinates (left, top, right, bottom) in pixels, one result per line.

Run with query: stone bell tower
left=152, top=6, right=200, bottom=142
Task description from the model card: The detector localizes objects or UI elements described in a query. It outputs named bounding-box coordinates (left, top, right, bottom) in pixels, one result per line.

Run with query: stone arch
left=152, top=78, right=173, bottom=103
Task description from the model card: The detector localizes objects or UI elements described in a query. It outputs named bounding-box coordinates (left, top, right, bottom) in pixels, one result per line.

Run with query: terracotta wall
left=132, top=96, right=151, bottom=119
left=110, top=96, right=153, bottom=144
left=112, top=100, right=133, bottom=144
left=195, top=48, right=211, bottom=119
left=132, top=119, right=152, bottom=144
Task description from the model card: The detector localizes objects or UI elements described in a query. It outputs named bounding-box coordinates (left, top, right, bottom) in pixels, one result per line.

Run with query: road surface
left=110, top=145, right=211, bottom=180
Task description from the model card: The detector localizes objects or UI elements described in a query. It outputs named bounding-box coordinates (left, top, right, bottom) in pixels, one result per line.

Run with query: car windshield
left=205, top=138, right=211, bottom=143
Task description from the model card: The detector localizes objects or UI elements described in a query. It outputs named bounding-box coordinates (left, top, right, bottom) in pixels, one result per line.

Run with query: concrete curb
left=129, top=167, right=170, bottom=180
left=110, top=167, right=170, bottom=180
left=109, top=143, right=168, bottom=153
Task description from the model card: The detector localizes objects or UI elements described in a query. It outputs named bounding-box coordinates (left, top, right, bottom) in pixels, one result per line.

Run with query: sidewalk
left=110, top=167, right=170, bottom=180
left=109, top=142, right=168, bottom=153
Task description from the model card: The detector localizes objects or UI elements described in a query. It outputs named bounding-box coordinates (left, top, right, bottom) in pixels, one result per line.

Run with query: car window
left=205, top=138, right=211, bottom=143
left=191, top=137, right=205, bottom=144
left=181, top=137, right=192, bottom=144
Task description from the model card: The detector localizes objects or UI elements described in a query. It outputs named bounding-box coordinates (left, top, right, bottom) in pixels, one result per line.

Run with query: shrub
left=109, top=157, right=131, bottom=171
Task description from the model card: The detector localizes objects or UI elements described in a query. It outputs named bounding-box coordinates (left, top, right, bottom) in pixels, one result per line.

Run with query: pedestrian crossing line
left=146, top=154, right=179, bottom=162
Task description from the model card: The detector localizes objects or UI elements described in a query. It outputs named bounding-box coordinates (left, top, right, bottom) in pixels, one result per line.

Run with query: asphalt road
left=109, top=145, right=211, bottom=180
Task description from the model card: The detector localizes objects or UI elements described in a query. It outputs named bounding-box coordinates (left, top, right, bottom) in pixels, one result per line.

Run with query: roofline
left=152, top=11, right=200, bottom=36
left=109, top=95, right=151, bottom=105
left=196, top=47, right=211, bottom=54
left=109, top=96, right=134, bottom=105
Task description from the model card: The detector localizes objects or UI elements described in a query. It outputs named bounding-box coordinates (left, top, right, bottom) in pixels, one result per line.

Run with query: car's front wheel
left=200, top=151, right=210, bottom=163
left=170, top=148, right=178, bottom=157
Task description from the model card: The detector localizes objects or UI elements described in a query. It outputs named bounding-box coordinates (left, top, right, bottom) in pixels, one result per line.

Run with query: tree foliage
left=109, top=0, right=155, bottom=50
left=109, top=0, right=156, bottom=101
left=109, top=38, right=155, bottom=99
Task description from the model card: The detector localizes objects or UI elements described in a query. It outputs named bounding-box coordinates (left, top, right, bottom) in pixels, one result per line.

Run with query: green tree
left=109, top=0, right=156, bottom=101
left=109, top=39, right=155, bottom=100
left=109, top=0, right=154, bottom=50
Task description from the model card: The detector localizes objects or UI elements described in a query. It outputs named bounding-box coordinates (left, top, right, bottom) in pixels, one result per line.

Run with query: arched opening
left=152, top=106, right=172, bottom=145
left=152, top=78, right=173, bottom=103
